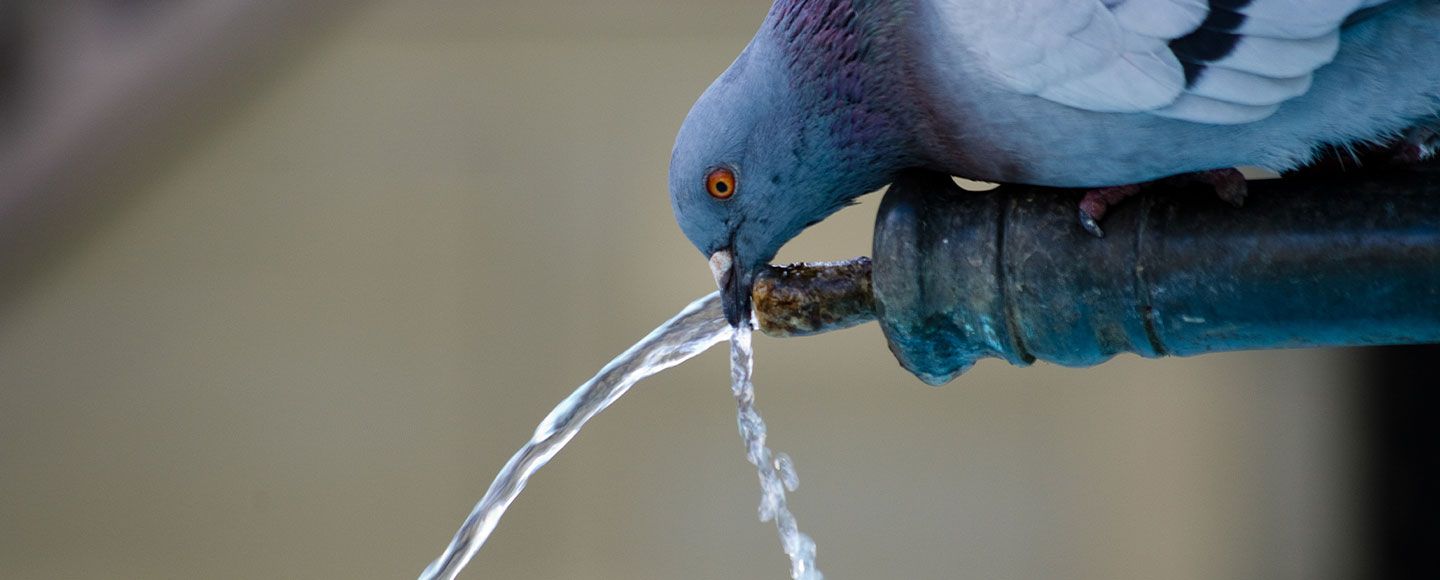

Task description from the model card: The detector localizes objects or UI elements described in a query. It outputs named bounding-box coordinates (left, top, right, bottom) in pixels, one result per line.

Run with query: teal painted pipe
left=753, top=167, right=1440, bottom=385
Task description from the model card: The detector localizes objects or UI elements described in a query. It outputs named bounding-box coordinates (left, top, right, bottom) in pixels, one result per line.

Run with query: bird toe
left=1078, top=207, right=1105, bottom=238
left=1195, top=168, right=1248, bottom=208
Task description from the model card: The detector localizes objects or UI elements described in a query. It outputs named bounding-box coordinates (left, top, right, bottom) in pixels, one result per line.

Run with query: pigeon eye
left=706, top=167, right=736, bottom=200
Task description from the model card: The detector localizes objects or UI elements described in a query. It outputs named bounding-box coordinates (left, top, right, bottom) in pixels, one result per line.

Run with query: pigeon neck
left=763, top=0, right=924, bottom=181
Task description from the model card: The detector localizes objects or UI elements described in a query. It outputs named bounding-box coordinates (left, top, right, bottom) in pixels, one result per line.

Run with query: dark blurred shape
left=1361, top=345, right=1440, bottom=580
left=0, top=2, right=26, bottom=124
left=0, top=1, right=355, bottom=312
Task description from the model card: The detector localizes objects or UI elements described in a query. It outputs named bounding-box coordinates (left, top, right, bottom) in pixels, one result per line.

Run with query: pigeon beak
left=710, top=249, right=752, bottom=327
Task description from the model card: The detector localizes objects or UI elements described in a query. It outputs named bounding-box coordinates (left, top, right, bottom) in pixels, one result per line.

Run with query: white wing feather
left=935, top=0, right=1391, bottom=124
left=1230, top=0, right=1363, bottom=37
left=1206, top=31, right=1342, bottom=78
left=1112, top=0, right=1210, bottom=38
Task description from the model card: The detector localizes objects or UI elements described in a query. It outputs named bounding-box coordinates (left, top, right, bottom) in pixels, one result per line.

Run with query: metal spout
left=753, top=168, right=1440, bottom=385
left=752, top=258, right=875, bottom=337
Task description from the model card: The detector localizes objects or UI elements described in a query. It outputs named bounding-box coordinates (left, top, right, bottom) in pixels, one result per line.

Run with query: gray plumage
left=669, top=0, right=1440, bottom=324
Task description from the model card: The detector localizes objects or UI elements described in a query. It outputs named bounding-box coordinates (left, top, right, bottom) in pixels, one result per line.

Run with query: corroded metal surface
left=753, top=257, right=876, bottom=337
left=751, top=168, right=1440, bottom=384
left=873, top=168, right=1440, bottom=384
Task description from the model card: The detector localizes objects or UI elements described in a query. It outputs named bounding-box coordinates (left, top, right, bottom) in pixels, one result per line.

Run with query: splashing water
left=419, top=292, right=822, bottom=579
left=730, top=323, right=824, bottom=580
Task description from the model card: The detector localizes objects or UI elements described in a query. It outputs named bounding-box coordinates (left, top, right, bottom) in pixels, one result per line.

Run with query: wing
left=932, top=0, right=1395, bottom=124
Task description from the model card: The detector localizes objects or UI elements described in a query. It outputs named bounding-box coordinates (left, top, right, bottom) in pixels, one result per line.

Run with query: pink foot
left=1078, top=184, right=1142, bottom=238
left=1189, top=168, right=1248, bottom=208
left=1077, top=168, right=1247, bottom=238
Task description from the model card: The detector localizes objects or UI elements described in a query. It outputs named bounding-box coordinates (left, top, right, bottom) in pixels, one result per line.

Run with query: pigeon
left=668, top=0, right=1440, bottom=325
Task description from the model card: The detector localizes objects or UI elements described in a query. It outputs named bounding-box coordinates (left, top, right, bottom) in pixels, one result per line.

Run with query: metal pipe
left=752, top=258, right=874, bottom=337
left=753, top=168, right=1440, bottom=385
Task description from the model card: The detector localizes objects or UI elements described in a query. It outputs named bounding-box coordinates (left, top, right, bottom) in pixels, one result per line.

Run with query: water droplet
left=776, top=453, right=800, bottom=491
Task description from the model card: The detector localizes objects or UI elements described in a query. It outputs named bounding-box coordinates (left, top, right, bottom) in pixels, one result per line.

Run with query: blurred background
left=0, top=2, right=1431, bottom=579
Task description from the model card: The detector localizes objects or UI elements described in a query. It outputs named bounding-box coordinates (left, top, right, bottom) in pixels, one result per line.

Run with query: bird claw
left=1079, top=208, right=1105, bottom=238
left=1075, top=169, right=1247, bottom=238
left=1193, top=168, right=1248, bottom=208
left=1393, top=126, right=1439, bottom=164
left=1076, top=184, right=1141, bottom=239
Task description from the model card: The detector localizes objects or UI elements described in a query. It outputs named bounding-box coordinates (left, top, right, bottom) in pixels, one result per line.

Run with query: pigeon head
left=670, top=7, right=915, bottom=326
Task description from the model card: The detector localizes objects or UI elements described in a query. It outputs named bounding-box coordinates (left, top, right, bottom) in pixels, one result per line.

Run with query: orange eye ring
left=706, top=167, right=737, bottom=200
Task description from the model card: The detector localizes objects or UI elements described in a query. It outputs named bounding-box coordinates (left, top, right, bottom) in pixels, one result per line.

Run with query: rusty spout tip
left=752, top=257, right=876, bottom=338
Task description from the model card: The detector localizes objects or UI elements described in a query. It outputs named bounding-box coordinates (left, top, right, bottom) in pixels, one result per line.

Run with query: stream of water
left=418, top=292, right=822, bottom=579
left=730, top=324, right=824, bottom=580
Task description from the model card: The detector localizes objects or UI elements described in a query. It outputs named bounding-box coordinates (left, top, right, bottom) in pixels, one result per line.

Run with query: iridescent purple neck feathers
left=765, top=0, right=920, bottom=174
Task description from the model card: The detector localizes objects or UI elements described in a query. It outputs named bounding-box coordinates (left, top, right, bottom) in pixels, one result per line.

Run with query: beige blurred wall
left=0, top=2, right=1362, bottom=579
